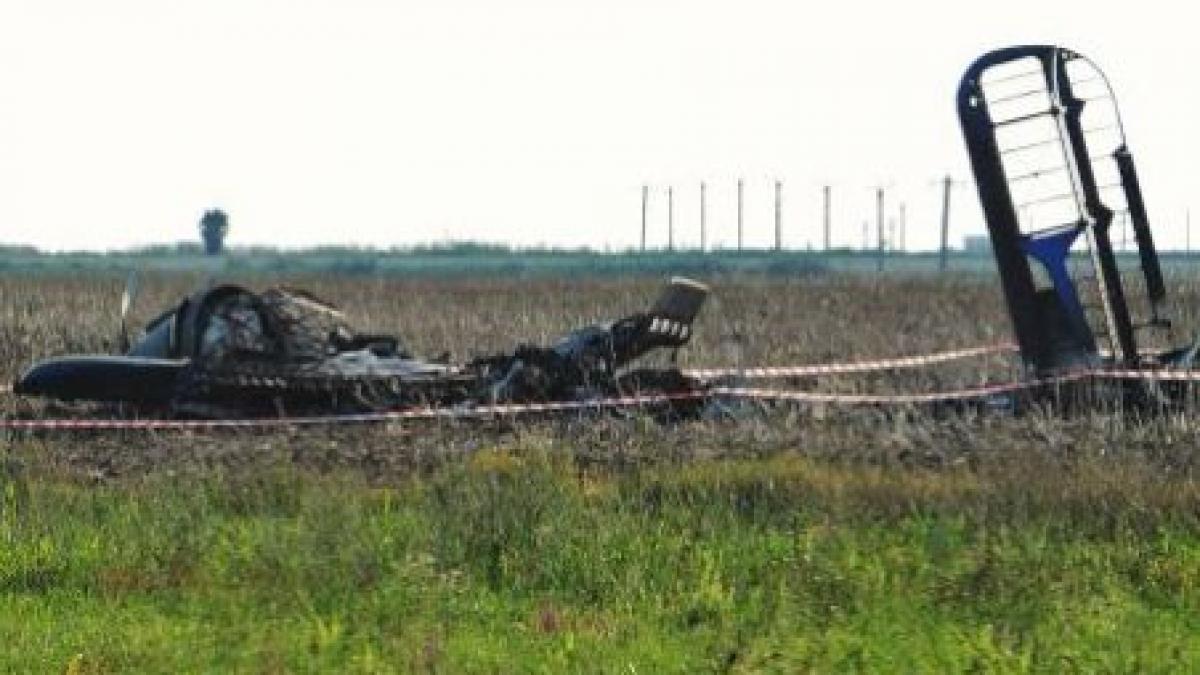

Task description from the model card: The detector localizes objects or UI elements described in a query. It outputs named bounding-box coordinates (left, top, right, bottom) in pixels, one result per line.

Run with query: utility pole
left=898, top=202, right=906, bottom=252
left=876, top=187, right=885, bottom=272
left=640, top=184, right=648, bottom=252
left=1188, top=209, right=1192, bottom=254
left=700, top=182, right=707, bottom=252
left=861, top=220, right=868, bottom=250
left=822, top=185, right=831, bottom=251
left=737, top=178, right=744, bottom=251
left=774, top=180, right=782, bottom=251
left=667, top=186, right=674, bottom=251
left=939, top=174, right=952, bottom=273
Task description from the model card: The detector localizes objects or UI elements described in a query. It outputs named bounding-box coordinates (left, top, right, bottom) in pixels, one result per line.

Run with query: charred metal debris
left=14, top=278, right=710, bottom=418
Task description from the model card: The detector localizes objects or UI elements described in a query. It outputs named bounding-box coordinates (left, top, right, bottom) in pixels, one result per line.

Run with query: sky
left=1, top=0, right=1198, bottom=252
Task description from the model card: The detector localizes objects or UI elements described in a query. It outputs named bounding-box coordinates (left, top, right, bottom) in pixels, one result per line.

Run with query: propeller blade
left=120, top=271, right=140, bottom=319
left=119, top=270, right=140, bottom=353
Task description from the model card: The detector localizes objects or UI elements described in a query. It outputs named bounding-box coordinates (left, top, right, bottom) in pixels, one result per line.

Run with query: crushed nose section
left=958, top=45, right=1169, bottom=375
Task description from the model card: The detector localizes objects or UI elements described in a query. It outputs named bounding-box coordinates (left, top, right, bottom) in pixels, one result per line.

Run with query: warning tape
left=1100, top=368, right=1200, bottom=382
left=715, top=382, right=1041, bottom=405
left=716, top=366, right=1200, bottom=405
left=0, top=342, right=1019, bottom=400
left=0, top=374, right=1083, bottom=431
left=683, top=343, right=1018, bottom=380
left=0, top=368, right=1190, bottom=432
left=0, top=391, right=712, bottom=431
left=6, top=344, right=1200, bottom=432
left=0, top=343, right=1018, bottom=400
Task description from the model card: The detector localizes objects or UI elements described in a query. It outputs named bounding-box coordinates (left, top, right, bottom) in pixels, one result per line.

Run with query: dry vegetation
left=5, top=271, right=1200, bottom=479
left=5, top=271, right=1200, bottom=670
left=0, top=272, right=1015, bottom=380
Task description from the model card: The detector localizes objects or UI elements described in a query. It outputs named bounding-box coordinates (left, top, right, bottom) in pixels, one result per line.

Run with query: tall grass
left=2, top=446, right=1199, bottom=672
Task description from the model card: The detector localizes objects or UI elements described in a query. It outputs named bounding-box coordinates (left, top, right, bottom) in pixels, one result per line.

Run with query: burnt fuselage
left=14, top=278, right=710, bottom=416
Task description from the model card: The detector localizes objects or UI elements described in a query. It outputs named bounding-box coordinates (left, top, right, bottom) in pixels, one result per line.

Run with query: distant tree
left=199, top=209, right=229, bottom=256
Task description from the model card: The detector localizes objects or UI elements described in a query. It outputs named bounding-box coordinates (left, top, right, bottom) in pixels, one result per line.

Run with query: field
left=4, top=271, right=1200, bottom=671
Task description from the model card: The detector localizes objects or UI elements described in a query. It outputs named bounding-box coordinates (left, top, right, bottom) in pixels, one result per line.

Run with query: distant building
left=962, top=235, right=992, bottom=254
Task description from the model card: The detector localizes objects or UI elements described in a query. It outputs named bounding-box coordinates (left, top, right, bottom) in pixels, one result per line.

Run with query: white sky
left=1, top=0, right=1197, bottom=252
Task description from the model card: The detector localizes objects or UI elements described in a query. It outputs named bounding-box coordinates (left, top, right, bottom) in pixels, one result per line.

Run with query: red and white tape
left=6, top=344, right=1200, bottom=432
left=0, top=375, right=1083, bottom=431
left=0, top=391, right=713, bottom=431
left=714, top=382, right=1033, bottom=405
left=1100, top=368, right=1200, bottom=382
left=0, top=343, right=1017, bottom=402
left=683, top=343, right=1017, bottom=380
left=712, top=365, right=1200, bottom=405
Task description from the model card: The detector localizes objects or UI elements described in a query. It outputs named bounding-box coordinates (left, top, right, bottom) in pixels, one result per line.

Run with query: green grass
left=3, top=448, right=1200, bottom=672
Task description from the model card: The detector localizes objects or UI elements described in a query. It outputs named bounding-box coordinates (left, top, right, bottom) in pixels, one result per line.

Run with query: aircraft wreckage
left=959, top=45, right=1199, bottom=404
left=14, top=278, right=710, bottom=418
left=8, top=44, right=1200, bottom=422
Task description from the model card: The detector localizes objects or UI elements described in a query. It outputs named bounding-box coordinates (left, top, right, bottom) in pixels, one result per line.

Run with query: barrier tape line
left=0, top=391, right=714, bottom=431
left=719, top=365, right=1200, bottom=405
left=0, top=373, right=1095, bottom=432
left=5, top=345, right=1200, bottom=431
left=682, top=343, right=1018, bottom=380
left=0, top=342, right=1020, bottom=401
left=1101, top=368, right=1200, bottom=382
left=716, top=383, right=1031, bottom=405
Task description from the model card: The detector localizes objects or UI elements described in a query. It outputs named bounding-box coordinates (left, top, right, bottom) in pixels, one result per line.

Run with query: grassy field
left=4, top=449, right=1200, bottom=672
left=4, top=272, right=1200, bottom=671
